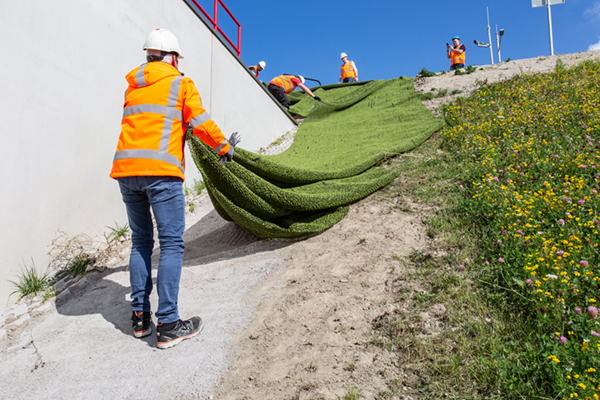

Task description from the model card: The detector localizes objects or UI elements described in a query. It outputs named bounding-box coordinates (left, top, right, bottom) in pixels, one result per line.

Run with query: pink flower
left=498, top=257, right=505, bottom=263
left=580, top=260, right=589, bottom=267
left=458, top=265, right=466, bottom=272
left=559, top=336, right=567, bottom=344
left=525, top=279, right=533, bottom=285
left=575, top=307, right=582, bottom=314
left=578, top=200, right=585, bottom=205
left=594, top=219, right=599, bottom=226
left=558, top=219, right=565, bottom=226
left=588, top=306, right=598, bottom=319
left=556, top=251, right=564, bottom=256
left=591, top=331, right=600, bottom=337
left=485, top=261, right=490, bottom=266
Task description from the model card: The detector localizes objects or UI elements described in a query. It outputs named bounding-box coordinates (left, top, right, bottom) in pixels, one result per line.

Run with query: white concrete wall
left=0, top=0, right=295, bottom=303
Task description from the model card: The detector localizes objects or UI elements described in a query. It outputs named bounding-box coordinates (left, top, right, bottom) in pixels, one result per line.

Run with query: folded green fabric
left=188, top=77, right=442, bottom=238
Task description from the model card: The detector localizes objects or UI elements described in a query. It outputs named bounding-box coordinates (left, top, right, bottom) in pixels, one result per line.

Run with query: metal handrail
left=188, top=0, right=241, bottom=57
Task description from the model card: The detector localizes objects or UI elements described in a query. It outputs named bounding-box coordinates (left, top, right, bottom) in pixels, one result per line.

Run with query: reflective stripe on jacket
left=450, top=45, right=466, bottom=66
left=341, top=61, right=357, bottom=79
left=249, top=65, right=260, bottom=77
left=269, top=75, right=298, bottom=94
left=110, top=62, right=229, bottom=181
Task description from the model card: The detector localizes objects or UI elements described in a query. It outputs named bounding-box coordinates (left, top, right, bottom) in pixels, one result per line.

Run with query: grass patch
left=9, top=261, right=51, bottom=301
left=105, top=222, right=129, bottom=243
left=367, top=126, right=524, bottom=398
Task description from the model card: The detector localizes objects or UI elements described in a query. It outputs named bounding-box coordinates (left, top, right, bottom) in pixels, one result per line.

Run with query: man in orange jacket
left=110, top=28, right=238, bottom=349
left=267, top=74, right=321, bottom=110
left=447, top=35, right=466, bottom=70
left=338, top=53, right=358, bottom=83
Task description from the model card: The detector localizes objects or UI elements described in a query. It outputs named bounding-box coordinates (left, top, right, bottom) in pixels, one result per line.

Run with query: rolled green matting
left=188, top=77, right=442, bottom=238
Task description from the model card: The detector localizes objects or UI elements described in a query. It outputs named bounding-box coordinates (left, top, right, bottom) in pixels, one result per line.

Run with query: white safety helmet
left=340, top=52, right=347, bottom=59
left=143, top=28, right=184, bottom=59
left=297, top=75, right=305, bottom=84
left=258, top=61, right=266, bottom=69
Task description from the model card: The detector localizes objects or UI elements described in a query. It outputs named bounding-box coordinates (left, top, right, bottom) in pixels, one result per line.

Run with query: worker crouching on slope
left=338, top=52, right=358, bottom=83
left=110, top=28, right=238, bottom=349
left=248, top=61, right=266, bottom=78
left=268, top=74, right=321, bottom=110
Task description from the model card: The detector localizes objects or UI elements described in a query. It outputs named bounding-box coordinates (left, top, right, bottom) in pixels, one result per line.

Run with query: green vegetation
left=418, top=67, right=437, bottom=78
left=342, top=385, right=361, bottom=400
left=9, top=262, right=51, bottom=301
left=455, top=64, right=478, bottom=75
left=417, top=88, right=449, bottom=101
left=188, top=77, right=442, bottom=238
left=105, top=222, right=129, bottom=243
left=442, top=59, right=600, bottom=398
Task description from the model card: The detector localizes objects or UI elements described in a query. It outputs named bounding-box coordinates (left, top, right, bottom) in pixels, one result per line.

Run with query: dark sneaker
left=131, top=311, right=152, bottom=338
left=156, top=317, right=203, bottom=349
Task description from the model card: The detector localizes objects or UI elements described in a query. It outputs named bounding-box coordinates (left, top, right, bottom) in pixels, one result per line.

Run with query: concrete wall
left=0, top=0, right=295, bottom=303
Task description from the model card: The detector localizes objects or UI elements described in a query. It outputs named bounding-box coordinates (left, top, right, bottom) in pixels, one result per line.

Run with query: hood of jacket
left=126, top=61, right=182, bottom=88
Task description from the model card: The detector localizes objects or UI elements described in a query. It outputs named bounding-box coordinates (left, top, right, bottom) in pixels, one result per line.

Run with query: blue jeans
left=342, top=77, right=356, bottom=83
left=118, top=176, right=185, bottom=324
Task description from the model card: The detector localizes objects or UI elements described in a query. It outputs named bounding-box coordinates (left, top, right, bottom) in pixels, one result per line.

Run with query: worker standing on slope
left=447, top=35, right=466, bottom=70
left=338, top=53, right=358, bottom=83
left=110, top=28, right=239, bottom=349
left=268, top=74, right=321, bottom=110
left=248, top=61, right=266, bottom=78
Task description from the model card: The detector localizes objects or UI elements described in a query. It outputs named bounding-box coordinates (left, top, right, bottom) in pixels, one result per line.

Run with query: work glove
left=314, top=96, right=322, bottom=102
left=218, top=132, right=241, bottom=165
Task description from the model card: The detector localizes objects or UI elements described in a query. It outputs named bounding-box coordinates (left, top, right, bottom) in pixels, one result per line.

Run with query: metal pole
left=547, top=2, right=554, bottom=55
left=495, top=25, right=501, bottom=63
left=487, top=7, right=494, bottom=65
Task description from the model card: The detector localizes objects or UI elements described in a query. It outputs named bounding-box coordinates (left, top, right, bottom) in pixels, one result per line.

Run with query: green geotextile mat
left=188, top=77, right=442, bottom=238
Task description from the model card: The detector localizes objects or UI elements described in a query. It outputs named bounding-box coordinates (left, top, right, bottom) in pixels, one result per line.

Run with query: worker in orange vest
left=110, top=28, right=240, bottom=349
left=248, top=61, right=266, bottom=78
left=338, top=53, right=358, bottom=83
left=447, top=35, right=466, bottom=70
left=268, top=74, right=321, bottom=109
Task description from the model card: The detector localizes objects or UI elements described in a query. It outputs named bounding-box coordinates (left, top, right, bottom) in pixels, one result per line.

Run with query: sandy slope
left=1, top=50, right=598, bottom=400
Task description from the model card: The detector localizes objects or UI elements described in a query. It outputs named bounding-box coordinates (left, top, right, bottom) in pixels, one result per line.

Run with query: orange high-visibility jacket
left=450, top=45, right=466, bottom=66
left=341, top=61, right=357, bottom=79
left=110, top=62, right=230, bottom=181
left=249, top=65, right=260, bottom=77
left=269, top=75, right=299, bottom=94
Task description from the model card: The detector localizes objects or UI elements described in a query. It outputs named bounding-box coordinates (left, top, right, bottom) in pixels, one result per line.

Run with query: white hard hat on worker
left=143, top=28, right=184, bottom=58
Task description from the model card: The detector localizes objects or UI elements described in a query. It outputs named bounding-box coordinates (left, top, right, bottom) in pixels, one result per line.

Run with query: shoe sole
left=133, top=328, right=151, bottom=338
left=157, top=321, right=204, bottom=349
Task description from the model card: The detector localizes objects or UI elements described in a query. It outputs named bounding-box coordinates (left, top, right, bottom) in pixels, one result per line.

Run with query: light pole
left=496, top=27, right=504, bottom=62
left=532, top=0, right=565, bottom=56
left=474, top=7, right=495, bottom=65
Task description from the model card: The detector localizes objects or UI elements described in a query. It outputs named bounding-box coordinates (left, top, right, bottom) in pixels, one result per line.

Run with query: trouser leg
left=118, top=177, right=154, bottom=312
left=146, top=177, right=186, bottom=324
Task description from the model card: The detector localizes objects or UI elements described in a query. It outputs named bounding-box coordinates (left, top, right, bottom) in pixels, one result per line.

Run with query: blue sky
left=191, top=0, right=600, bottom=85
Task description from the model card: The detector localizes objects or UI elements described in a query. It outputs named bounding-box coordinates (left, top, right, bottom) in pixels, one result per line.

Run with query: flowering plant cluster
left=442, top=60, right=600, bottom=399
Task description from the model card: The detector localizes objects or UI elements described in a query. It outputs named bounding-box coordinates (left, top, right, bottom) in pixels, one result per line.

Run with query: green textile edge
left=187, top=77, right=442, bottom=238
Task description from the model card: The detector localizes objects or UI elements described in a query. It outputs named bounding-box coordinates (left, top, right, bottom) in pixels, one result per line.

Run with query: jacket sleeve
left=181, top=78, right=230, bottom=156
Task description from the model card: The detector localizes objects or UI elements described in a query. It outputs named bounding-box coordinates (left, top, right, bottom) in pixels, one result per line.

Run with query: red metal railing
left=188, top=0, right=241, bottom=57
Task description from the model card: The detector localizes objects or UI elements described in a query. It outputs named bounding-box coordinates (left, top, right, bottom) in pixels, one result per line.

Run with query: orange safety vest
left=110, top=62, right=229, bottom=181
left=249, top=65, right=260, bottom=77
left=269, top=75, right=299, bottom=94
left=450, top=44, right=466, bottom=66
left=341, top=61, right=357, bottom=79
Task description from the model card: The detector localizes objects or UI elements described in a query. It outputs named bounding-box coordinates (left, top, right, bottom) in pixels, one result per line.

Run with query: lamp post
left=496, top=27, right=504, bottom=62
left=474, top=7, right=495, bottom=65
